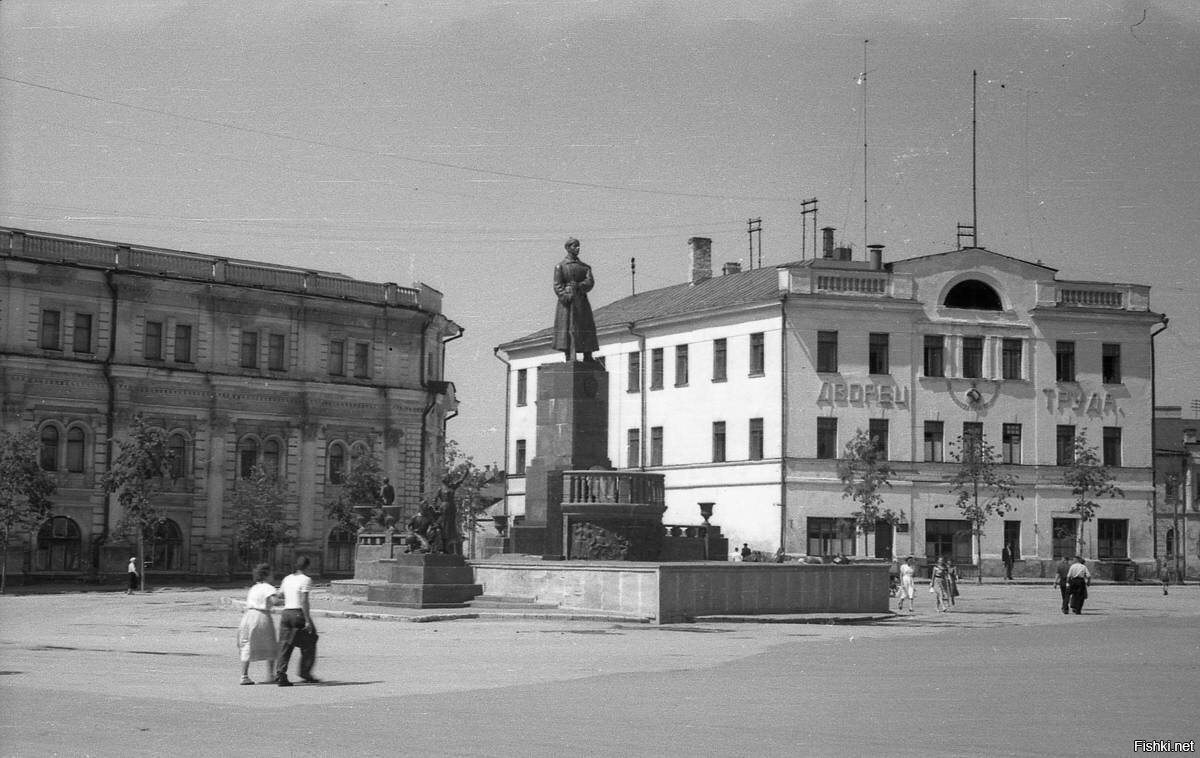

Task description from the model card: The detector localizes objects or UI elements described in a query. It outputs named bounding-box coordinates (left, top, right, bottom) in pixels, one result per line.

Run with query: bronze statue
left=552, top=237, right=598, bottom=362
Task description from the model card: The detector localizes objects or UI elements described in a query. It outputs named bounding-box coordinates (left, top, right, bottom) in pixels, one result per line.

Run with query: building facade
left=1154, top=406, right=1200, bottom=581
left=497, top=234, right=1166, bottom=577
left=1, top=227, right=460, bottom=582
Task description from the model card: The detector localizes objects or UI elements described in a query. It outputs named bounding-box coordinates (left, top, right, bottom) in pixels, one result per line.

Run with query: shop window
left=925, top=518, right=972, bottom=564
left=807, top=517, right=856, bottom=558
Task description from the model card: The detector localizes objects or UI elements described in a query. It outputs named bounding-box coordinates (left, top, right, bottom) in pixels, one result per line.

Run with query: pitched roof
left=503, top=265, right=782, bottom=348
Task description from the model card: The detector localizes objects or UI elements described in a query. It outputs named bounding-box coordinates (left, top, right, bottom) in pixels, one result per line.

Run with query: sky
left=2, top=0, right=1198, bottom=467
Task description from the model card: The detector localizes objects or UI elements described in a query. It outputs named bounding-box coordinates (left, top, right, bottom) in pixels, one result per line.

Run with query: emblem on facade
left=948, top=380, right=1000, bottom=411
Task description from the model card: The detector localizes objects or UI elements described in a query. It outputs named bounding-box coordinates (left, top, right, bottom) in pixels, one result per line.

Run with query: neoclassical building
left=1, top=227, right=460, bottom=582
left=497, top=233, right=1167, bottom=577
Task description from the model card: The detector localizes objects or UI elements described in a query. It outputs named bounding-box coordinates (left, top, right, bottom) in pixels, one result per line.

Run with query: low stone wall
left=471, top=559, right=889, bottom=624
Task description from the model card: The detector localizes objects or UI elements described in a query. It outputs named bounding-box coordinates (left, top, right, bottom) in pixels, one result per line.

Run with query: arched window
left=328, top=442, right=347, bottom=485
left=40, top=425, right=60, bottom=471
left=1165, top=527, right=1175, bottom=558
left=66, top=427, right=86, bottom=473
left=239, top=438, right=260, bottom=479
left=168, top=433, right=188, bottom=479
left=145, top=518, right=183, bottom=571
left=35, top=516, right=81, bottom=571
left=263, top=439, right=281, bottom=481
left=944, top=280, right=1003, bottom=311
left=327, top=526, right=356, bottom=573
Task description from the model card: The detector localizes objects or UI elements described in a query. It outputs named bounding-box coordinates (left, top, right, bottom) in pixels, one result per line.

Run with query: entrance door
left=873, top=518, right=893, bottom=560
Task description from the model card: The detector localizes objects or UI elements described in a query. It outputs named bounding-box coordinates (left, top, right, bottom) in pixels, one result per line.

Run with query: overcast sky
left=2, top=0, right=1198, bottom=466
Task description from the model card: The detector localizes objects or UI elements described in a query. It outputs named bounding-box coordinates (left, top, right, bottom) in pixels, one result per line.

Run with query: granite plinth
left=360, top=553, right=482, bottom=609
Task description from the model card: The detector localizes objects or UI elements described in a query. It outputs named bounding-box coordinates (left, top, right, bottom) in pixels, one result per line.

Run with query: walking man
left=1002, top=542, right=1015, bottom=581
left=1053, top=556, right=1071, bottom=614
left=275, top=556, right=318, bottom=686
left=126, top=556, right=139, bottom=595
left=1066, top=556, right=1091, bottom=615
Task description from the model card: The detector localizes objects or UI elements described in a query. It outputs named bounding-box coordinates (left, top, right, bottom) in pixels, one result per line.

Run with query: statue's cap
left=564, top=237, right=580, bottom=249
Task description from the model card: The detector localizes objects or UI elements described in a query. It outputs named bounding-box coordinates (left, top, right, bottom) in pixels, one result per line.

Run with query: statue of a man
left=552, top=237, right=598, bottom=362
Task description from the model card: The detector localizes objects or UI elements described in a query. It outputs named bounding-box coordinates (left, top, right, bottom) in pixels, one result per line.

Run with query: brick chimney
left=688, top=237, right=712, bottom=284
left=822, top=227, right=835, bottom=259
left=722, top=261, right=741, bottom=276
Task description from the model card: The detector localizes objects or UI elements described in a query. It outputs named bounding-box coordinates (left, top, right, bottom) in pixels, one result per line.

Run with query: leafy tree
left=1063, top=431, right=1123, bottom=557
left=325, top=449, right=385, bottom=534
left=937, top=434, right=1021, bottom=582
left=429, top=440, right=502, bottom=553
left=0, top=428, right=58, bottom=593
left=232, top=463, right=291, bottom=568
left=99, top=415, right=174, bottom=592
left=837, top=429, right=896, bottom=557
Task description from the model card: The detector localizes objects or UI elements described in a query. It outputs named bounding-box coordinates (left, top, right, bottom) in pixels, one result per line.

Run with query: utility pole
left=630, top=257, right=636, bottom=296
left=747, top=218, right=762, bottom=269
left=800, top=198, right=817, bottom=260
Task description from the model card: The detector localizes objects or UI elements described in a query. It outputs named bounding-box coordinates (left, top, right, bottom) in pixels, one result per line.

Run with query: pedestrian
left=931, top=556, right=953, bottom=612
left=897, top=556, right=917, bottom=614
left=275, top=555, right=319, bottom=686
left=740, top=543, right=752, bottom=561
left=1066, top=556, right=1091, bottom=615
left=126, top=556, right=139, bottom=595
left=1002, top=542, right=1015, bottom=581
left=1053, top=556, right=1071, bottom=614
left=237, top=563, right=278, bottom=685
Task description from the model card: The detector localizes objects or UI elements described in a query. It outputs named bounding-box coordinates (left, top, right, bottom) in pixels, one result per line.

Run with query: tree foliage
left=99, top=415, right=174, bottom=590
left=937, top=434, right=1021, bottom=580
left=837, top=428, right=897, bottom=535
left=325, top=449, right=385, bottom=533
left=432, top=440, right=502, bottom=534
left=0, top=428, right=58, bottom=593
left=1063, top=431, right=1123, bottom=553
left=232, top=463, right=291, bottom=566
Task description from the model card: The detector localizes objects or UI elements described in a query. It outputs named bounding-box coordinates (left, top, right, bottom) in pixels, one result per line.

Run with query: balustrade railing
left=1058, top=288, right=1123, bottom=308
left=814, top=274, right=888, bottom=295
left=562, top=470, right=665, bottom=506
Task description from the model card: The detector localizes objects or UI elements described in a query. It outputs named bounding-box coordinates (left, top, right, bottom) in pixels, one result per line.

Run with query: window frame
left=1055, top=341, right=1076, bottom=383
left=353, top=341, right=370, bottom=379
left=650, top=348, right=664, bottom=390
left=923, top=335, right=944, bottom=378
left=649, top=426, right=664, bottom=467
left=627, top=352, right=641, bottom=393
left=145, top=319, right=164, bottom=361
left=748, top=417, right=764, bottom=461
left=1001, top=338, right=1022, bottom=380
left=72, top=313, right=93, bottom=353
left=675, top=344, right=689, bottom=387
left=1102, top=426, right=1122, bottom=467
left=749, top=332, right=765, bottom=376
left=961, top=336, right=983, bottom=379
left=514, top=439, right=527, bottom=475
left=868, top=333, right=889, bottom=375
left=173, top=324, right=193, bottom=363
left=40, top=309, right=62, bottom=350
left=712, top=338, right=727, bottom=382
left=329, top=339, right=346, bottom=376
left=816, top=331, right=838, bottom=374
left=924, top=421, right=944, bottom=462
left=516, top=368, right=528, bottom=406
left=711, top=421, right=726, bottom=463
left=816, top=417, right=838, bottom=460
left=868, top=418, right=889, bottom=460
left=1002, top=423, right=1022, bottom=465
left=1056, top=425, right=1076, bottom=466
left=239, top=329, right=259, bottom=369
left=1102, top=343, right=1122, bottom=384
left=268, top=332, right=286, bottom=372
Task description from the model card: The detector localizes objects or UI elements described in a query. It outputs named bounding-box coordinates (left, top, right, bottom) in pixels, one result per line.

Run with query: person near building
left=897, top=556, right=917, bottom=614
left=275, top=556, right=318, bottom=686
left=739, top=543, right=752, bottom=561
left=1066, top=556, right=1091, bottom=615
left=1002, top=542, right=1015, bottom=581
left=932, top=556, right=956, bottom=612
left=237, top=563, right=278, bottom=685
left=1052, top=556, right=1072, bottom=614
left=126, top=556, right=139, bottom=595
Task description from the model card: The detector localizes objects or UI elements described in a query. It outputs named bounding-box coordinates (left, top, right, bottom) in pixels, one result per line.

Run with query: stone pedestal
left=362, top=553, right=482, bottom=608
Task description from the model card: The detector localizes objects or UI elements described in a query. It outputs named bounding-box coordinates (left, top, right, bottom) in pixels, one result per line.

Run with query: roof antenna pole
left=972, top=69, right=979, bottom=248
left=862, top=39, right=870, bottom=253
left=800, top=198, right=817, bottom=261
left=748, top=217, right=762, bottom=269
left=630, top=256, right=636, bottom=296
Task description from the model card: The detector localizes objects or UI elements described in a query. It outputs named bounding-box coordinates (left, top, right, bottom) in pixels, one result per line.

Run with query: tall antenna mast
left=972, top=69, right=979, bottom=248
left=800, top=198, right=817, bottom=260
left=747, top=218, right=762, bottom=269
left=630, top=257, right=636, bottom=296
left=862, top=39, right=870, bottom=252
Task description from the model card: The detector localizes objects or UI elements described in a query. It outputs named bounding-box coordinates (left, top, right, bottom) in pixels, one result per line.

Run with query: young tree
left=1063, top=431, right=1123, bottom=557
left=431, top=440, right=501, bottom=555
left=99, top=415, right=174, bottom=592
left=938, top=434, right=1022, bottom=583
left=231, top=463, right=290, bottom=568
left=0, top=428, right=58, bottom=593
left=325, top=449, right=385, bottom=535
left=837, top=429, right=896, bottom=558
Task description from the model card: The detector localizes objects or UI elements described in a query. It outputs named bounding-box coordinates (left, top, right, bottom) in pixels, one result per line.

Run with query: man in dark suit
left=1002, top=542, right=1015, bottom=580
left=1052, top=556, right=1071, bottom=614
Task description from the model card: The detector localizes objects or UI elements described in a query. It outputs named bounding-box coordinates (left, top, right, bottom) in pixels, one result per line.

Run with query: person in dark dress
left=552, top=238, right=598, bottom=362
left=1053, top=556, right=1071, bottom=614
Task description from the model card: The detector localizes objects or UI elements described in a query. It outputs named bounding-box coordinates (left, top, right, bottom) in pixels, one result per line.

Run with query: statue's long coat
left=552, top=256, right=598, bottom=355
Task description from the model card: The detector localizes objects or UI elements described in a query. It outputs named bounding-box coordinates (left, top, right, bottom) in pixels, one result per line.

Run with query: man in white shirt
left=275, top=556, right=318, bottom=686
left=1066, top=556, right=1091, bottom=615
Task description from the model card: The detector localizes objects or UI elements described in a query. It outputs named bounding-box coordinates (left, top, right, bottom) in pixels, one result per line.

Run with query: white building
left=496, top=235, right=1165, bottom=577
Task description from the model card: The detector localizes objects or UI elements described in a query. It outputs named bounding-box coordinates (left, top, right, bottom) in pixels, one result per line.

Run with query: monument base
left=359, top=553, right=482, bottom=609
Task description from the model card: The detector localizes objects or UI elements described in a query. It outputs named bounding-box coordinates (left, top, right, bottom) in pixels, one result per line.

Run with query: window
left=1102, top=343, right=1121, bottom=384
left=66, top=427, right=85, bottom=473
left=650, top=348, right=664, bottom=389
left=923, top=336, right=944, bottom=377
left=516, top=369, right=528, bottom=406
left=712, top=421, right=726, bottom=463
left=675, top=344, right=689, bottom=386
left=73, top=313, right=93, bottom=353
left=807, top=517, right=856, bottom=558
left=963, top=422, right=984, bottom=460
left=749, top=332, right=765, bottom=375
left=40, top=426, right=59, bottom=471
left=925, top=518, right=972, bottom=564
left=749, top=418, right=764, bottom=461
left=1003, top=520, right=1021, bottom=560
left=354, top=342, right=370, bottom=378
left=328, top=443, right=347, bottom=485
left=262, top=439, right=281, bottom=479
left=626, top=429, right=640, bottom=468
left=650, top=426, right=663, bottom=467
left=40, top=309, right=61, bottom=350
left=627, top=352, right=641, bottom=393
left=944, top=280, right=1002, bottom=310
left=1097, top=519, right=1127, bottom=560
left=268, top=333, right=286, bottom=371
left=145, top=320, right=163, bottom=360
left=168, top=433, right=187, bottom=479
left=329, top=340, right=345, bottom=376
left=515, top=439, right=526, bottom=475
left=868, top=333, right=889, bottom=375
left=1052, top=518, right=1077, bottom=559
left=1056, top=425, right=1075, bottom=466
left=144, top=518, right=183, bottom=571
left=962, top=337, right=983, bottom=379
left=1056, top=341, right=1076, bottom=382
left=239, top=439, right=259, bottom=479
left=1002, top=424, right=1022, bottom=464
left=1002, top=338, right=1022, bottom=380
left=712, top=338, right=727, bottom=382
left=326, top=527, right=356, bottom=573
left=817, top=331, right=838, bottom=373
left=924, top=421, right=944, bottom=462
left=240, top=329, right=258, bottom=369
left=174, top=324, right=193, bottom=363
left=868, top=419, right=889, bottom=460
left=35, top=516, right=81, bottom=571
left=1103, top=427, right=1122, bottom=467
left=816, top=417, right=838, bottom=459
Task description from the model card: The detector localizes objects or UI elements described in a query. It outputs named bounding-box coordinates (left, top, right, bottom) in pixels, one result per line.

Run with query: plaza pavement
left=0, top=580, right=1196, bottom=757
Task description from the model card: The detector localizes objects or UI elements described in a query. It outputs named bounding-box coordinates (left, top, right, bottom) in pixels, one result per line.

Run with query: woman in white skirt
left=238, top=563, right=279, bottom=685
left=897, top=555, right=917, bottom=614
